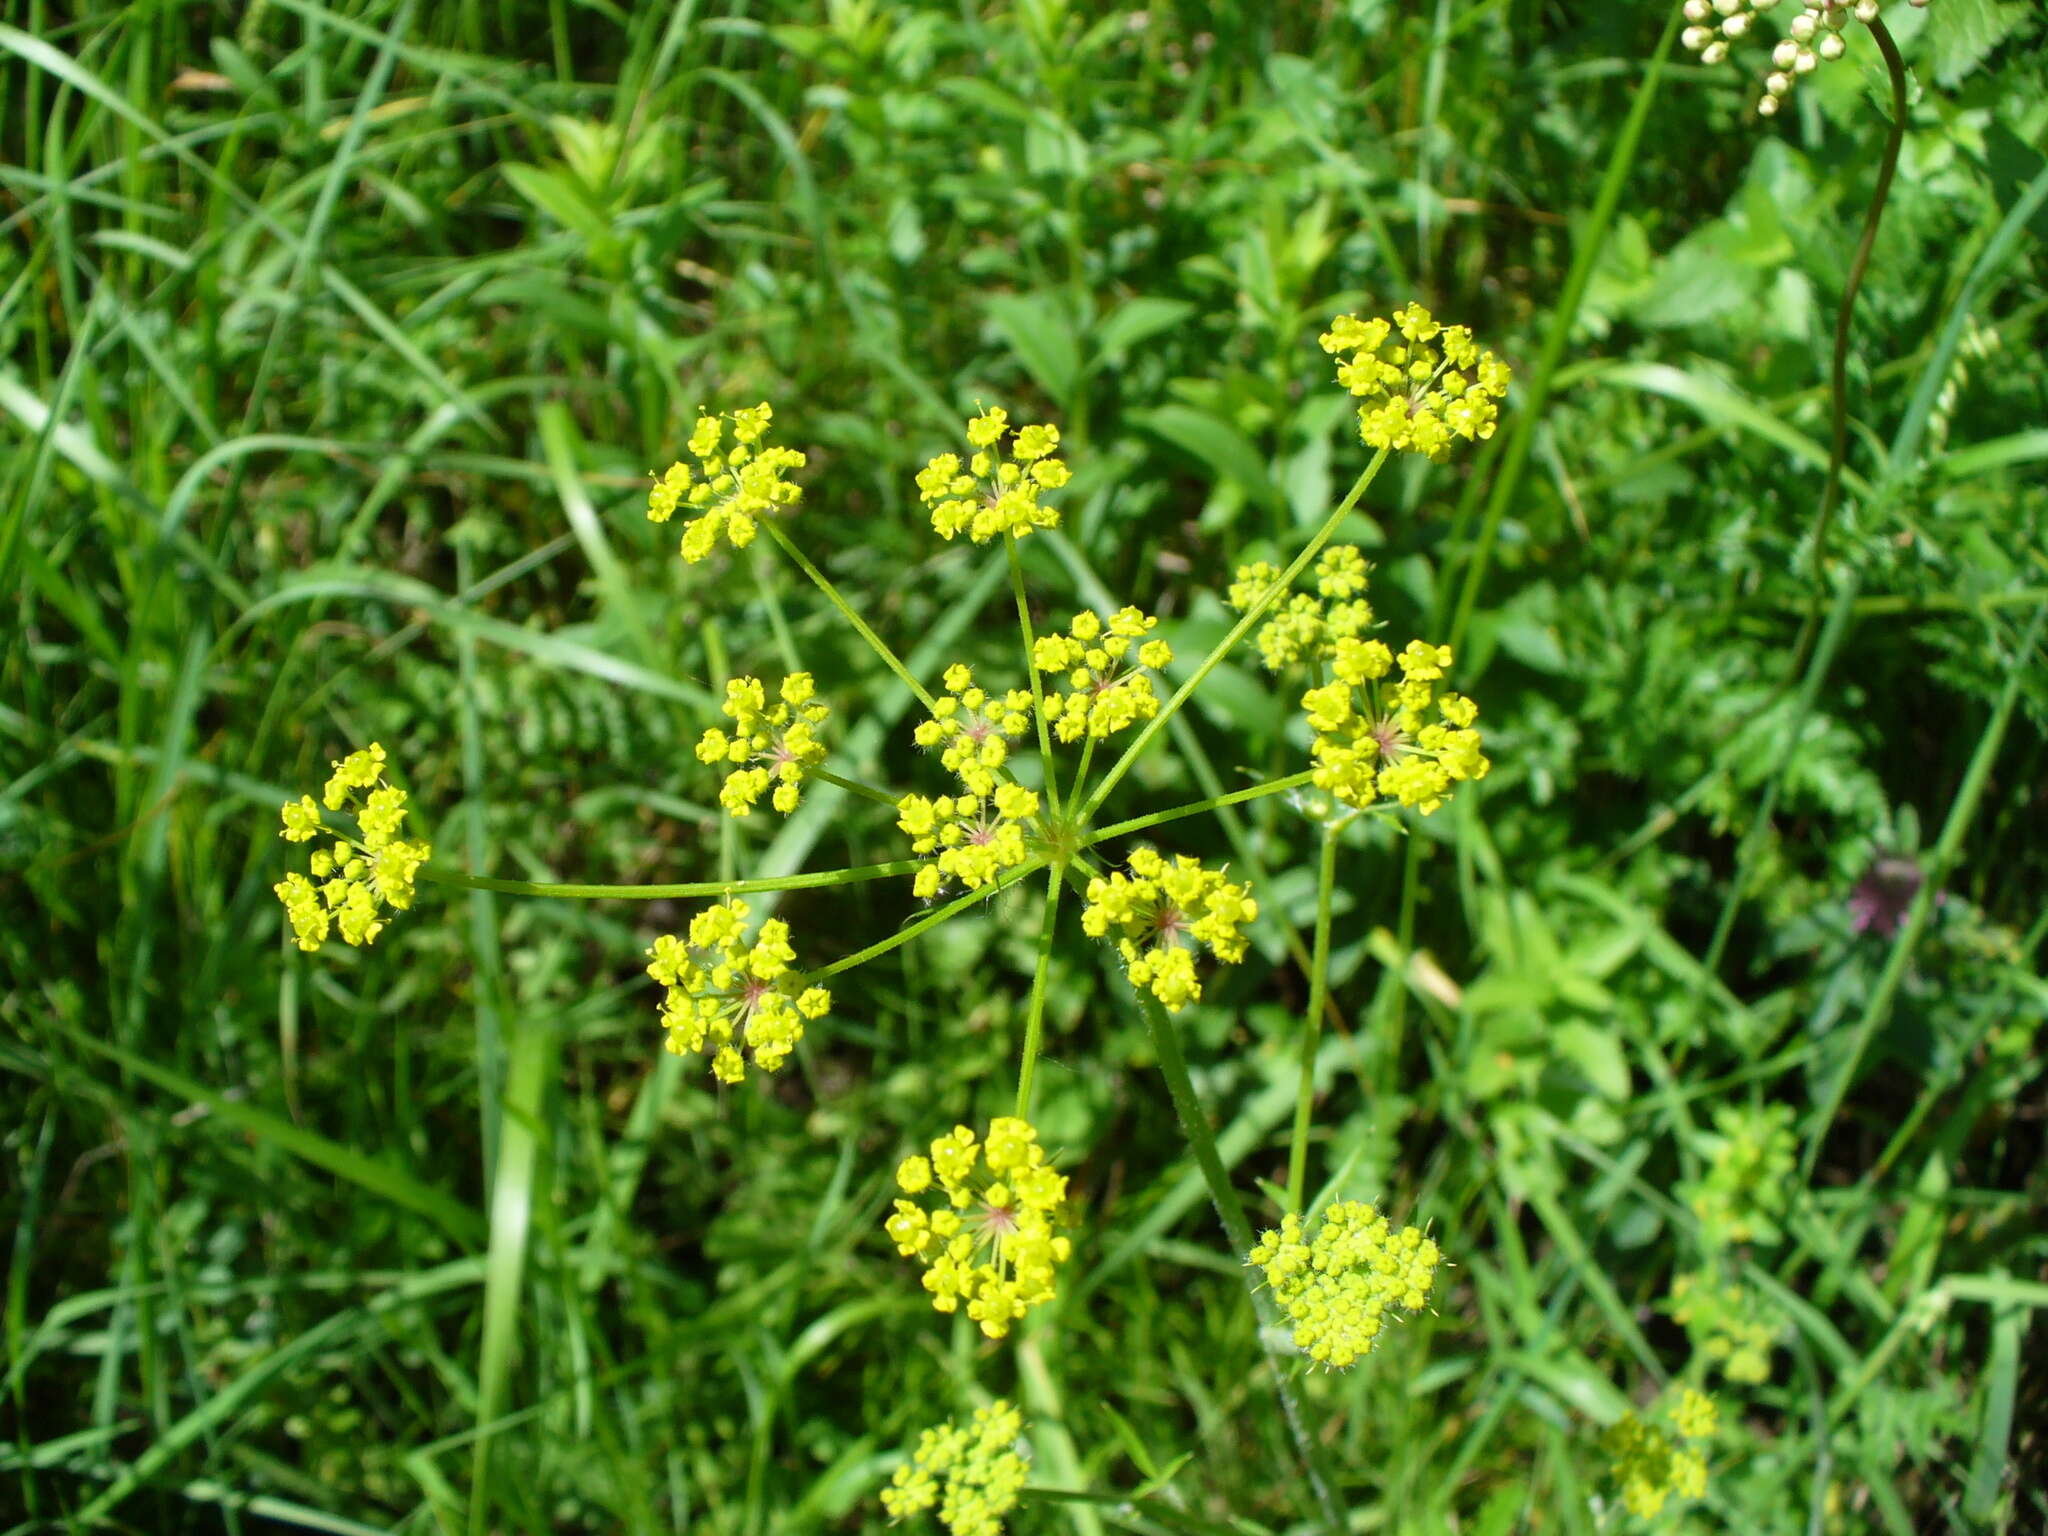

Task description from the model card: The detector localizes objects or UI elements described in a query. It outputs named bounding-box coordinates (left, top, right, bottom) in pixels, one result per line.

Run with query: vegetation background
left=3, top=0, right=2046, bottom=1531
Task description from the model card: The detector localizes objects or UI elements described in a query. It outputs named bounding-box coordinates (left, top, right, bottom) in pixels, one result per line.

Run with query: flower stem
left=418, top=860, right=919, bottom=900
left=1136, top=989, right=1349, bottom=1530
left=811, top=768, right=900, bottom=809
left=762, top=520, right=935, bottom=712
left=1006, top=532, right=1061, bottom=812
left=1285, top=823, right=1344, bottom=1215
left=1064, top=735, right=1096, bottom=822
left=1084, top=772, right=1314, bottom=849
left=809, top=859, right=1045, bottom=981
left=1805, top=14, right=1907, bottom=599
left=1015, top=866, right=1067, bottom=1118
left=1078, top=450, right=1388, bottom=823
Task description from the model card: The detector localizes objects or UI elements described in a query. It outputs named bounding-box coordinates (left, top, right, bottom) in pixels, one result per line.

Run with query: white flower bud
left=1853, top=0, right=1879, bottom=18
left=1766, top=70, right=1793, bottom=94
left=1794, top=46, right=1819, bottom=72
left=1702, top=39, right=1730, bottom=62
left=1713, top=0, right=1742, bottom=14
left=1724, top=13, right=1752, bottom=36
left=1757, top=94, right=1780, bottom=116
left=1684, top=0, right=1712, bottom=19
left=1774, top=38, right=1802, bottom=65
left=1818, top=32, right=1846, bottom=58
left=1790, top=11, right=1817, bottom=39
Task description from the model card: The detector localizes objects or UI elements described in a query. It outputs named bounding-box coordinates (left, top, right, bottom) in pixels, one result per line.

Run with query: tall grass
left=4, top=2, right=2045, bottom=1531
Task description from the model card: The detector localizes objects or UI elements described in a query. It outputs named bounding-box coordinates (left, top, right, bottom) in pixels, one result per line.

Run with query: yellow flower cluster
left=1668, top=1274, right=1776, bottom=1385
left=695, top=673, right=830, bottom=816
left=1302, top=637, right=1489, bottom=814
left=1080, top=848, right=1258, bottom=1012
left=896, top=784, right=1040, bottom=901
left=1225, top=546, right=1378, bottom=672
left=880, top=1400, right=1028, bottom=1536
left=916, top=408, right=1070, bottom=544
left=645, top=899, right=831, bottom=1084
left=1247, top=1201, right=1441, bottom=1370
left=273, top=744, right=431, bottom=952
left=646, top=402, right=806, bottom=563
left=1320, top=304, right=1510, bottom=461
left=885, top=1118, right=1072, bottom=1338
left=914, top=664, right=1033, bottom=797
left=1680, top=1103, right=1799, bottom=1247
left=1032, top=608, right=1174, bottom=743
left=1603, top=1390, right=1716, bottom=1518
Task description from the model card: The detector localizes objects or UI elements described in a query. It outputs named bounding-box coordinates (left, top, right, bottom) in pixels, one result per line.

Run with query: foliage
left=3, top=1, right=2046, bottom=1533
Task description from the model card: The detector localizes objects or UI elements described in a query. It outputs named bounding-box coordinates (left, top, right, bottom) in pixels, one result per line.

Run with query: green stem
left=1084, top=772, right=1314, bottom=849
left=1805, top=605, right=2047, bottom=1181
left=1015, top=866, right=1067, bottom=1118
left=1006, top=532, right=1061, bottom=812
left=811, top=767, right=900, bottom=809
left=1697, top=576, right=1860, bottom=989
left=1065, top=735, right=1096, bottom=822
left=809, top=859, right=1046, bottom=981
left=1079, top=450, right=1389, bottom=823
left=1136, top=990, right=1348, bottom=1531
left=1286, top=824, right=1343, bottom=1215
left=762, top=520, right=935, bottom=712
left=419, top=859, right=918, bottom=900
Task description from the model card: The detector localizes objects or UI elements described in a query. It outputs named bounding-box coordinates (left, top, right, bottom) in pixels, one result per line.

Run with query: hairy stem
left=1078, top=449, right=1389, bottom=823
left=1007, top=532, right=1061, bottom=812
left=763, top=520, right=935, bottom=712
left=1084, top=771, right=1314, bottom=848
left=1286, top=823, right=1344, bottom=1214
left=1137, top=990, right=1348, bottom=1531
left=1015, top=867, right=1067, bottom=1118
left=1804, top=15, right=1908, bottom=599
left=809, top=859, right=1045, bottom=981
left=420, top=859, right=920, bottom=901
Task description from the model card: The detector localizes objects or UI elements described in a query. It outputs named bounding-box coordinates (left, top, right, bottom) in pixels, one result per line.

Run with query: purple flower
left=1848, top=853, right=1927, bottom=939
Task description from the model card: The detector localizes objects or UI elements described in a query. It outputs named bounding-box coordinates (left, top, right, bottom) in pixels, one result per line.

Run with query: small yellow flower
left=1602, top=1390, right=1715, bottom=1518
left=1032, top=608, right=1174, bottom=743
left=1667, top=1273, right=1778, bottom=1385
left=695, top=672, right=831, bottom=816
left=1320, top=305, right=1509, bottom=461
left=885, top=1118, right=1071, bottom=1338
left=880, top=1400, right=1028, bottom=1536
left=1247, top=1200, right=1441, bottom=1369
left=275, top=745, right=431, bottom=952
left=1305, top=636, right=1488, bottom=814
left=913, top=663, right=1033, bottom=797
left=897, top=783, right=1040, bottom=901
left=1223, top=547, right=1376, bottom=672
left=645, top=898, right=831, bottom=1084
left=646, top=402, right=806, bottom=563
left=1080, top=848, right=1257, bottom=1012
left=917, top=408, right=1069, bottom=544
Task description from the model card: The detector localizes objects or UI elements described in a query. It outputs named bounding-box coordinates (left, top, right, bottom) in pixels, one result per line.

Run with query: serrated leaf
left=1922, top=0, right=2028, bottom=87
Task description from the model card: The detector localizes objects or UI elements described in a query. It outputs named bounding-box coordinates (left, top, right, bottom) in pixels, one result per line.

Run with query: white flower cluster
left=1680, top=0, right=1930, bottom=117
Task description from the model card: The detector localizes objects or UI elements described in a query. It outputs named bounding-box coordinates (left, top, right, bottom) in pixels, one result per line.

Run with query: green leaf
left=985, top=291, right=1083, bottom=410
left=501, top=160, right=613, bottom=247
left=1090, top=297, right=1196, bottom=366
left=1129, top=404, right=1285, bottom=514
left=1921, top=0, right=2030, bottom=87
